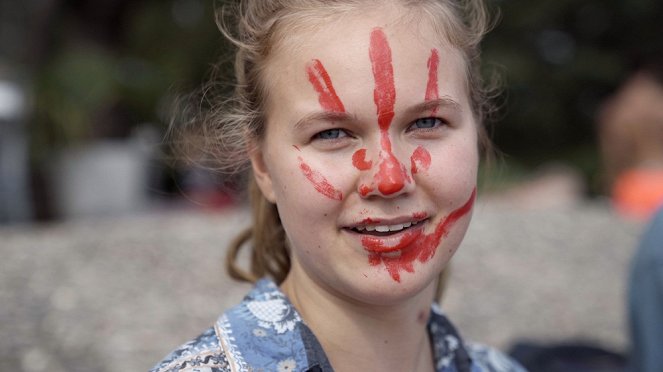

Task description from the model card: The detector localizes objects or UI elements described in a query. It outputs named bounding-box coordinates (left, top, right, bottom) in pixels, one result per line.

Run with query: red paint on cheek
left=306, top=59, right=345, bottom=113
left=365, top=188, right=476, bottom=282
left=359, top=184, right=374, bottom=197
left=411, top=146, right=431, bottom=174
left=352, top=149, right=372, bottom=171
left=298, top=156, right=343, bottom=201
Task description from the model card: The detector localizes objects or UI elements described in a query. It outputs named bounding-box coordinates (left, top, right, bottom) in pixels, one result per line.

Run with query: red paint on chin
left=411, top=146, right=431, bottom=174
left=365, top=188, right=476, bottom=282
left=352, top=149, right=372, bottom=170
left=298, top=156, right=343, bottom=201
left=306, top=59, right=345, bottom=113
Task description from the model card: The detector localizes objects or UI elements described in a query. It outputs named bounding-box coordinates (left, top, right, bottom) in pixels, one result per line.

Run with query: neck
left=280, top=266, right=436, bottom=372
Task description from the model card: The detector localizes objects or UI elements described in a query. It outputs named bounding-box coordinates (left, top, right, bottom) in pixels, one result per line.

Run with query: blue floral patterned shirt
left=151, top=279, right=526, bottom=372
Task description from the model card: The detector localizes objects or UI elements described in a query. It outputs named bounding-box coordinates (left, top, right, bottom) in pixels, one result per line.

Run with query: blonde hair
left=171, top=0, right=496, bottom=286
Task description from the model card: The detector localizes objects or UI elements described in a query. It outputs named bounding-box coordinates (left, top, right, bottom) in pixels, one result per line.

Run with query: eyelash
left=312, top=128, right=351, bottom=141
left=311, top=117, right=445, bottom=142
left=407, top=117, right=445, bottom=132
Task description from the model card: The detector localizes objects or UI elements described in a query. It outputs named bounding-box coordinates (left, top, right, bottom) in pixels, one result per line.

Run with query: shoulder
left=149, top=326, right=231, bottom=372
left=466, top=342, right=528, bottom=372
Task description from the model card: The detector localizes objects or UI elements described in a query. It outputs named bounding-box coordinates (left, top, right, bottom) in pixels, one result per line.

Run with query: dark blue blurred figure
left=628, top=206, right=663, bottom=372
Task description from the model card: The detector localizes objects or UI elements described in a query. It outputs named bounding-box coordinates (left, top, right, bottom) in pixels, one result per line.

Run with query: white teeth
left=352, top=218, right=425, bottom=233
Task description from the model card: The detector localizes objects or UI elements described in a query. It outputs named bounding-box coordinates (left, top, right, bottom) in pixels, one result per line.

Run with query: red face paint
left=410, top=146, right=431, bottom=174
left=306, top=59, right=346, bottom=113
left=365, top=188, right=476, bottom=282
left=298, top=156, right=343, bottom=201
left=425, top=49, right=440, bottom=112
left=352, top=149, right=372, bottom=171
left=369, top=28, right=410, bottom=196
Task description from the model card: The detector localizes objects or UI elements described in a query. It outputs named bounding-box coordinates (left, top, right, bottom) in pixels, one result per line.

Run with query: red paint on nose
left=298, top=157, right=343, bottom=201
left=411, top=146, right=431, bottom=174
left=369, top=28, right=411, bottom=196
left=359, top=184, right=374, bottom=197
left=376, top=152, right=407, bottom=195
left=306, top=59, right=346, bottom=113
left=352, top=149, right=372, bottom=171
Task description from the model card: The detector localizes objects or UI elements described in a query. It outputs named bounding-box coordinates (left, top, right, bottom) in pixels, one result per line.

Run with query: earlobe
left=249, top=146, right=277, bottom=203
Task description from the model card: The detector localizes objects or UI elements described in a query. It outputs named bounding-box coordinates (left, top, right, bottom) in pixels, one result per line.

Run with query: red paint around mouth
left=366, top=188, right=476, bottom=282
left=306, top=59, right=346, bottom=113
left=352, top=149, right=372, bottom=171
left=411, top=146, right=431, bottom=174
left=298, top=156, right=343, bottom=201
left=361, top=226, right=423, bottom=253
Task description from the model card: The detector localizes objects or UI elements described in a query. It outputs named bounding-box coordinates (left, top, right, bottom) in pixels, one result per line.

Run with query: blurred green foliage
left=482, top=0, right=662, bottom=192
left=25, top=0, right=663, bottom=194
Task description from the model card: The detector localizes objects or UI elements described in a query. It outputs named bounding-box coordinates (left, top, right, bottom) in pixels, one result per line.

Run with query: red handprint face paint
left=256, top=12, right=478, bottom=300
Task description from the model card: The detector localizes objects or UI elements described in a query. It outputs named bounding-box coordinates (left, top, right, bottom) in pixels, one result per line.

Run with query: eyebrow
left=294, top=111, right=357, bottom=131
left=406, top=97, right=463, bottom=116
left=294, top=97, right=462, bottom=130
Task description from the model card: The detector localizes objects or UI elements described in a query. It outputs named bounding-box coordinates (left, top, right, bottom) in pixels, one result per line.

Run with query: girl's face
left=251, top=10, right=478, bottom=305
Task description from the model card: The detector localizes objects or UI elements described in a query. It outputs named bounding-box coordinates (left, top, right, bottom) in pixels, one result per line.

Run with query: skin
left=250, top=6, right=478, bottom=371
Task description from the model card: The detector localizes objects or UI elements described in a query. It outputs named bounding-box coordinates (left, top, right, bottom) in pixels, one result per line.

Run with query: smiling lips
left=349, top=216, right=427, bottom=253
left=347, top=188, right=476, bottom=282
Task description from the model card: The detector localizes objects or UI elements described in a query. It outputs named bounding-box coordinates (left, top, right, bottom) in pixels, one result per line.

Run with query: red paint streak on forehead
left=411, top=146, right=431, bottom=174
left=352, top=149, right=372, bottom=171
left=306, top=59, right=346, bottom=113
left=369, top=28, right=409, bottom=196
left=425, top=49, right=440, bottom=103
left=369, top=28, right=396, bottom=131
left=298, top=157, right=343, bottom=201
left=366, top=188, right=476, bottom=282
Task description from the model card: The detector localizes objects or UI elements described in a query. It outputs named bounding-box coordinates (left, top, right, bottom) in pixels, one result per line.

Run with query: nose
left=357, top=143, right=414, bottom=198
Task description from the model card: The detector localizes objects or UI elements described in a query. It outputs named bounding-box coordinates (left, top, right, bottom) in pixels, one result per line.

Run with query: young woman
left=152, top=0, right=525, bottom=371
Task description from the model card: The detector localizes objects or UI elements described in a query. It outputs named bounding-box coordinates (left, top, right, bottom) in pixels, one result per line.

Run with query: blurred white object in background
left=0, top=73, right=32, bottom=223
left=51, top=126, right=158, bottom=220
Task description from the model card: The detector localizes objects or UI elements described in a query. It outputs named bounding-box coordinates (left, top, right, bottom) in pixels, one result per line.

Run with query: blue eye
left=410, top=117, right=442, bottom=130
left=314, top=128, right=348, bottom=140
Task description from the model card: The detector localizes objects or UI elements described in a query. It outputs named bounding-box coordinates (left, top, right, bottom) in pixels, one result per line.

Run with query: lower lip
left=359, top=223, right=425, bottom=254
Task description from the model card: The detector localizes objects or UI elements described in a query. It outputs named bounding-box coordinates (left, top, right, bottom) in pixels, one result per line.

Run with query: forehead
left=262, top=6, right=470, bottom=115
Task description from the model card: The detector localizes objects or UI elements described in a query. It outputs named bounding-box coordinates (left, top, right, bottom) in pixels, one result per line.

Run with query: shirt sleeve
left=149, top=327, right=231, bottom=372
left=465, top=343, right=528, bottom=372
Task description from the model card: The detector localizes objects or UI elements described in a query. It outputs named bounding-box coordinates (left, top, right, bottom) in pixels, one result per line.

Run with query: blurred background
left=1, top=0, right=662, bottom=371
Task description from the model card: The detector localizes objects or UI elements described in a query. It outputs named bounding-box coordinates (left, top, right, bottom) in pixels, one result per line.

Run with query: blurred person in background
left=628, top=205, right=663, bottom=372
left=598, top=56, right=663, bottom=221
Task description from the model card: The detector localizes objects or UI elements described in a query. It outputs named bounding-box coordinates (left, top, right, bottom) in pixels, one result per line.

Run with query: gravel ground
left=0, top=200, right=643, bottom=371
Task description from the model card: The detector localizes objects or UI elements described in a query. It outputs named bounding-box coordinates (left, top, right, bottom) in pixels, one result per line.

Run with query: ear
left=249, top=143, right=277, bottom=203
